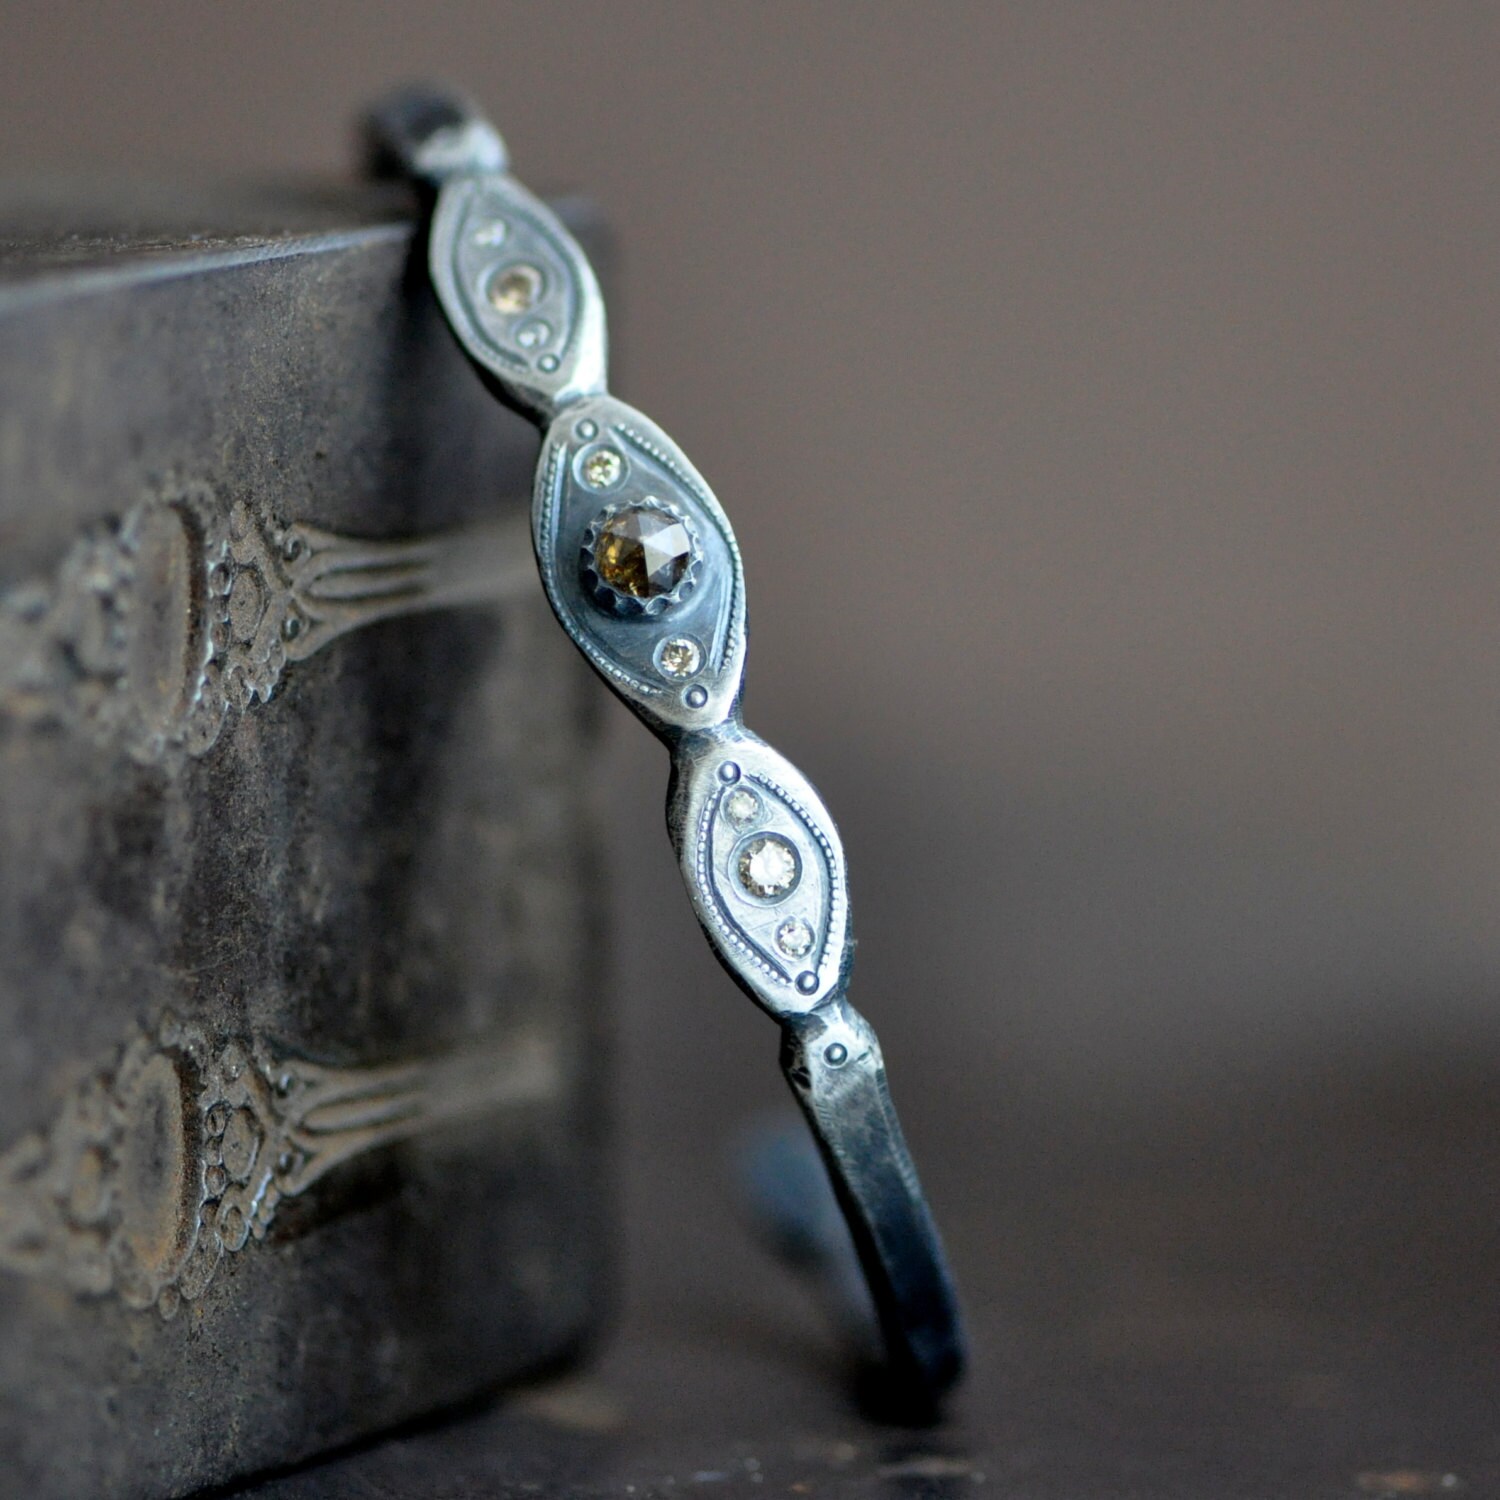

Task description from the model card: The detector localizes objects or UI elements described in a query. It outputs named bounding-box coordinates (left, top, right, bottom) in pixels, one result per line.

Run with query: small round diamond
left=583, top=449, right=624, bottom=488
left=515, top=318, right=552, bottom=349
left=657, top=636, right=702, bottom=680
left=472, top=221, right=508, bottom=246
left=488, top=264, right=542, bottom=314
left=775, top=917, right=814, bottom=958
left=738, top=835, right=800, bottom=900
left=724, top=788, right=761, bottom=826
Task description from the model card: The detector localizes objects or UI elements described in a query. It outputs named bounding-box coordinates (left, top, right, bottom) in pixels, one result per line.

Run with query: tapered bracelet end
left=780, top=999, right=967, bottom=1409
left=363, top=84, right=508, bottom=186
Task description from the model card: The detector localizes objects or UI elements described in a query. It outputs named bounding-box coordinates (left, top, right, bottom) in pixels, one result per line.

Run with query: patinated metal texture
left=0, top=187, right=610, bottom=1497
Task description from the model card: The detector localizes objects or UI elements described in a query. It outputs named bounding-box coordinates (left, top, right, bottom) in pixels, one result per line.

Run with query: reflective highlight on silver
left=0, top=484, right=533, bottom=763
left=0, top=1014, right=558, bottom=1316
left=368, top=87, right=964, bottom=1403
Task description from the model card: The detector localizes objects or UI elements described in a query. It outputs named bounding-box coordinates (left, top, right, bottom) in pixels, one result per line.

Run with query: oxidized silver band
left=365, top=87, right=965, bottom=1405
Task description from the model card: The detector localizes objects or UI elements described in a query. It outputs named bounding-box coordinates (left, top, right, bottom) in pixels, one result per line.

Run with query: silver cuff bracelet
left=365, top=87, right=965, bottom=1407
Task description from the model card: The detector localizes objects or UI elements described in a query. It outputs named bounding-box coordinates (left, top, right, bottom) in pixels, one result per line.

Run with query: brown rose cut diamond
left=583, top=500, right=697, bottom=613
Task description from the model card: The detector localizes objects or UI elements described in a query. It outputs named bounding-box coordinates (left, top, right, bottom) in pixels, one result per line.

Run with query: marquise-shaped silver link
left=532, top=396, right=747, bottom=732
left=428, top=173, right=607, bottom=415
left=670, top=732, right=852, bottom=1018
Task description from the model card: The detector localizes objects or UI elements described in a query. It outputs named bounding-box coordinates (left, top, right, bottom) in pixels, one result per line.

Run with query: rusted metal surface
left=0, top=187, right=610, bottom=1497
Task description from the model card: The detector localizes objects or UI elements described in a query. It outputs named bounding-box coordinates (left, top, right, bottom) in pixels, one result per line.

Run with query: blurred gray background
left=3, top=0, right=1498, bottom=1340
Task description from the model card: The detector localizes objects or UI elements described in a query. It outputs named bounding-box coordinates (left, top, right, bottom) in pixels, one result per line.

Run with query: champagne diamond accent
left=488, top=264, right=542, bottom=314
left=775, top=918, right=814, bottom=958
left=583, top=449, right=624, bottom=488
left=657, top=637, right=702, bottom=679
left=738, top=835, right=800, bottom=900
left=515, top=318, right=552, bottom=349
left=586, top=503, right=695, bottom=603
left=724, top=788, right=760, bottom=826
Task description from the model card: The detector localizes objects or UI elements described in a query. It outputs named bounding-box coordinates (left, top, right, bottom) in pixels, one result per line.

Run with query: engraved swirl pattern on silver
left=369, top=87, right=965, bottom=1404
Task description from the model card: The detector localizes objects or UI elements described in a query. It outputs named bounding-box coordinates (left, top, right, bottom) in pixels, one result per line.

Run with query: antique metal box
left=0, top=185, right=609, bottom=1497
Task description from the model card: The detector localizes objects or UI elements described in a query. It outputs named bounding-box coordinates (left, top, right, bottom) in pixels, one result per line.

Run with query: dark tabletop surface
left=230, top=1046, right=1500, bottom=1500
